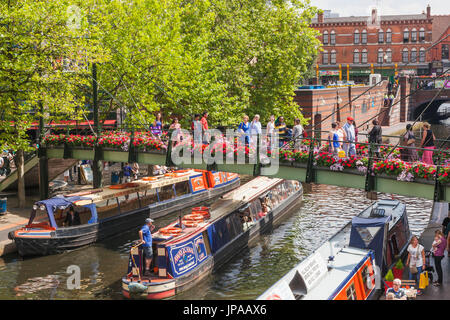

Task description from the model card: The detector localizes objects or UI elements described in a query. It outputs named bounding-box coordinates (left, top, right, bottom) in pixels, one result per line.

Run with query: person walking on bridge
left=343, top=117, right=356, bottom=157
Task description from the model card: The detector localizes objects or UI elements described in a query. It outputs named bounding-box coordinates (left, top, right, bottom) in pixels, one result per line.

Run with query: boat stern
left=122, top=277, right=176, bottom=300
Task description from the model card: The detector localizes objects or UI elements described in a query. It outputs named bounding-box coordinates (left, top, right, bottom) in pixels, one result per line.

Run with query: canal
left=0, top=182, right=433, bottom=300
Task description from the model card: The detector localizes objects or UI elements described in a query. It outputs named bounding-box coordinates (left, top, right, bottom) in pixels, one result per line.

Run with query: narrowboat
left=9, top=170, right=240, bottom=256
left=257, top=199, right=411, bottom=300
left=122, top=176, right=303, bottom=299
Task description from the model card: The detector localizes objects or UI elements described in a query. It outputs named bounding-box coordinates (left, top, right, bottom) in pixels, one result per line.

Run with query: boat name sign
left=168, top=233, right=209, bottom=277
left=296, top=252, right=328, bottom=292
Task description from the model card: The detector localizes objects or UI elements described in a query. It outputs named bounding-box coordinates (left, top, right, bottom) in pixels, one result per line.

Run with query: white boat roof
left=63, top=170, right=202, bottom=206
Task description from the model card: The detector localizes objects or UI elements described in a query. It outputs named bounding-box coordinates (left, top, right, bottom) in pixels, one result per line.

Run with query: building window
left=411, top=48, right=417, bottom=63
left=386, top=29, right=392, bottom=44
left=330, top=50, right=336, bottom=64
left=378, top=30, right=384, bottom=43
left=403, top=28, right=409, bottom=43
left=386, top=49, right=392, bottom=63
left=353, top=50, right=360, bottom=64
left=419, top=28, right=425, bottom=42
left=361, top=49, right=368, bottom=64
left=377, top=49, right=384, bottom=64
left=346, top=283, right=357, bottom=300
left=402, top=48, right=409, bottom=63
left=323, top=31, right=329, bottom=45
left=419, top=48, right=426, bottom=62
left=411, top=28, right=417, bottom=42
left=323, top=51, right=329, bottom=64
left=442, top=44, right=449, bottom=60
left=330, top=31, right=336, bottom=45
left=362, top=30, right=367, bottom=44
left=354, top=30, right=360, bottom=44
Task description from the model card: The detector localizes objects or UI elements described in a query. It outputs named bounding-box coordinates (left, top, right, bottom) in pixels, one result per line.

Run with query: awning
left=36, top=195, right=92, bottom=228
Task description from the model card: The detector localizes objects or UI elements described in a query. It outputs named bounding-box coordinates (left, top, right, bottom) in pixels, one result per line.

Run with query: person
left=63, top=207, right=81, bottom=227
left=266, top=115, right=276, bottom=151
left=328, top=123, right=341, bottom=156
left=420, top=123, right=435, bottom=165
left=123, top=162, right=132, bottom=183
left=132, top=162, right=139, bottom=180
left=388, top=93, right=394, bottom=105
left=292, top=118, right=304, bottom=151
left=169, top=117, right=182, bottom=147
left=406, top=236, right=426, bottom=295
left=191, top=114, right=202, bottom=147
left=368, top=120, right=382, bottom=159
left=150, top=112, right=163, bottom=137
left=336, top=121, right=347, bottom=151
left=63, top=169, right=70, bottom=183
left=237, top=115, right=250, bottom=146
left=275, top=116, right=287, bottom=147
left=201, top=111, right=209, bottom=144
left=249, top=114, right=262, bottom=144
left=139, top=218, right=156, bottom=276
left=384, top=93, right=389, bottom=106
left=343, top=117, right=356, bottom=157
left=431, top=230, right=446, bottom=286
left=400, top=124, right=418, bottom=162
left=386, top=279, right=407, bottom=300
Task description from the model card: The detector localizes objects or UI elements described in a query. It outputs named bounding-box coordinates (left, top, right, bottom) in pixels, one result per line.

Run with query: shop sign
left=319, top=70, right=339, bottom=76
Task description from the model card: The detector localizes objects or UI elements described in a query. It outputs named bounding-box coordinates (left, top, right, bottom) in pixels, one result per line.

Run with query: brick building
left=311, top=5, right=439, bottom=84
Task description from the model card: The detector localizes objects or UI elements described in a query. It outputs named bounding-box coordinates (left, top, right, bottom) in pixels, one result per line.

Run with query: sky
left=309, top=0, right=449, bottom=16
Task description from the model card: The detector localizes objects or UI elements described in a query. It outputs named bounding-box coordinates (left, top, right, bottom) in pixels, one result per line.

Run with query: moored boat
left=257, top=199, right=411, bottom=300
left=121, top=176, right=303, bottom=299
left=9, top=169, right=240, bottom=256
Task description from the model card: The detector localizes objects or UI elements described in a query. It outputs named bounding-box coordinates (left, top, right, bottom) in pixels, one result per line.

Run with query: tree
left=0, top=0, right=106, bottom=206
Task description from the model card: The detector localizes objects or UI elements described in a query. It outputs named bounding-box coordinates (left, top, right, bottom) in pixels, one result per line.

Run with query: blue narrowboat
left=9, top=170, right=240, bottom=256
left=122, top=176, right=303, bottom=299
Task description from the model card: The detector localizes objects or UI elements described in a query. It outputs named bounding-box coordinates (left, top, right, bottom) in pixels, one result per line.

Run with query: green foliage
left=0, top=0, right=320, bottom=150
left=394, top=259, right=404, bottom=270
left=384, top=269, right=394, bottom=281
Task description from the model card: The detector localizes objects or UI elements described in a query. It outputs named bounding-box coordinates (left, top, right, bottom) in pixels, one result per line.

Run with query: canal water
left=0, top=182, right=433, bottom=300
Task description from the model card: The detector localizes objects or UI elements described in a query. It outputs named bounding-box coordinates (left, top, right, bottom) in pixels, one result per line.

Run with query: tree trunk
left=17, top=149, right=26, bottom=208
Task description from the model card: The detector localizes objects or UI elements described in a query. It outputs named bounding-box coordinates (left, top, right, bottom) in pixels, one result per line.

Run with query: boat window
left=159, top=185, right=175, bottom=201
left=250, top=199, right=264, bottom=220
left=55, top=206, right=91, bottom=227
left=346, top=283, right=357, bottom=300
left=240, top=208, right=254, bottom=231
left=175, top=181, right=190, bottom=197
left=29, top=206, right=50, bottom=225
left=362, top=265, right=373, bottom=295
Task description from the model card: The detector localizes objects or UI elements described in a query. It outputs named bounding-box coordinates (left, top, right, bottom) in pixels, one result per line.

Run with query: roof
left=432, top=15, right=450, bottom=42
left=311, top=14, right=429, bottom=24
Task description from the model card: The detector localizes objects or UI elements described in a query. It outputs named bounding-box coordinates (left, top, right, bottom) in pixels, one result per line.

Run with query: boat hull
left=11, top=178, right=240, bottom=257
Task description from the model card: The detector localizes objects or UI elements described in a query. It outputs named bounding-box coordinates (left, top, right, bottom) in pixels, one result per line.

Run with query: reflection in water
left=0, top=183, right=433, bottom=300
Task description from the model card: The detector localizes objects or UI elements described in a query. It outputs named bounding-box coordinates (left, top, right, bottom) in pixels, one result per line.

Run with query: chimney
left=318, top=11, right=324, bottom=24
left=426, top=5, right=431, bottom=19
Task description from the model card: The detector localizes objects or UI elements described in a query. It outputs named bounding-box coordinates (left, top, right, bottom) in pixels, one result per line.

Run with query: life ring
left=182, top=220, right=198, bottom=228
left=159, top=227, right=182, bottom=236
left=142, top=177, right=157, bottom=181
left=182, top=213, right=204, bottom=222
left=192, top=210, right=210, bottom=219
left=192, top=206, right=209, bottom=213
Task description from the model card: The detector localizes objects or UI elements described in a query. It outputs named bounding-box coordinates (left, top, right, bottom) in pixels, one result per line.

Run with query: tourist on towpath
left=386, top=279, right=407, bottom=300
left=328, top=122, right=341, bottom=156
left=420, top=123, right=435, bottom=165
left=343, top=117, right=356, bottom=157
left=139, top=218, right=155, bottom=276
left=169, top=117, right=182, bottom=147
left=123, top=162, right=132, bottom=183
left=237, top=115, right=250, bottom=146
left=249, top=114, right=262, bottom=144
left=406, top=236, right=426, bottom=295
left=400, top=124, right=418, bottom=162
left=431, top=230, right=445, bottom=286
left=368, top=120, right=382, bottom=159
left=292, top=118, right=304, bottom=151
left=266, top=115, right=276, bottom=151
